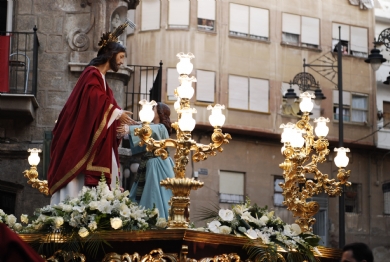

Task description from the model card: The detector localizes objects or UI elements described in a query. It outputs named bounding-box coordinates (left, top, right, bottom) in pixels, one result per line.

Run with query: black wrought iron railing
left=0, top=26, right=39, bottom=96
left=124, top=61, right=163, bottom=121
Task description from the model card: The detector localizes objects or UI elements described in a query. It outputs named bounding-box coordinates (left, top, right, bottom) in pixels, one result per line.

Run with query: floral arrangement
left=200, top=199, right=321, bottom=262
left=0, top=175, right=166, bottom=257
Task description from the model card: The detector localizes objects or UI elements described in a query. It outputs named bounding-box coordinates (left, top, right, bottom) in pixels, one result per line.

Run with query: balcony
left=0, top=27, right=39, bottom=121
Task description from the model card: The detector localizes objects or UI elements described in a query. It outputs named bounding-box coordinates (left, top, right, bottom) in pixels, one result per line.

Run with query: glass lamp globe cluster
left=279, top=92, right=351, bottom=232
left=135, top=52, right=231, bottom=229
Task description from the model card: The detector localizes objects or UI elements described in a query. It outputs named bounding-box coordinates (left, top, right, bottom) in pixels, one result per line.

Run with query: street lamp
left=364, top=28, right=390, bottom=84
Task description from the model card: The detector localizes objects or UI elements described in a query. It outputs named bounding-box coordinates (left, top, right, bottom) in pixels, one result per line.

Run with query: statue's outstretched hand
left=119, top=111, right=138, bottom=125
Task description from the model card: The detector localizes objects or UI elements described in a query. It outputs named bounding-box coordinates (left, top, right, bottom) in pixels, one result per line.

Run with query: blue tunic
left=129, top=124, right=174, bottom=219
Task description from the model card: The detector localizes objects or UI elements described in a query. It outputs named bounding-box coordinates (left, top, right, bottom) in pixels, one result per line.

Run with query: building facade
left=0, top=0, right=390, bottom=258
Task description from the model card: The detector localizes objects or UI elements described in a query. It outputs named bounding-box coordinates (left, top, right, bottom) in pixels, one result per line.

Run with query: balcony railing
left=0, top=27, right=39, bottom=96
left=124, top=62, right=162, bottom=121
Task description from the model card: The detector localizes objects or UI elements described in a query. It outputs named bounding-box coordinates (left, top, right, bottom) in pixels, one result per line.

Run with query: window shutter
left=333, top=90, right=351, bottom=106
left=196, top=70, right=215, bottom=103
left=168, top=0, right=190, bottom=27
left=219, top=171, right=244, bottom=195
left=249, top=7, right=269, bottom=38
left=282, top=13, right=300, bottom=34
left=141, top=0, right=160, bottom=31
left=350, top=26, right=368, bottom=53
left=229, top=75, right=248, bottom=110
left=140, top=70, right=157, bottom=101
left=127, top=9, right=135, bottom=35
left=198, top=0, right=215, bottom=20
left=301, top=16, right=319, bottom=45
left=249, top=78, right=269, bottom=112
left=167, top=68, right=179, bottom=101
left=229, top=3, right=249, bottom=35
left=332, top=23, right=349, bottom=41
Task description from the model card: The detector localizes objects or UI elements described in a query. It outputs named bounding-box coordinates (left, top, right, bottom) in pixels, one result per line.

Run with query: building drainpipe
left=6, top=0, right=13, bottom=32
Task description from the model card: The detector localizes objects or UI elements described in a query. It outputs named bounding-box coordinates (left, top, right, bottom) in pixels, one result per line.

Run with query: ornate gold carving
left=23, top=166, right=49, bottom=195
left=44, top=250, right=86, bottom=262
left=279, top=112, right=351, bottom=232
left=135, top=97, right=231, bottom=229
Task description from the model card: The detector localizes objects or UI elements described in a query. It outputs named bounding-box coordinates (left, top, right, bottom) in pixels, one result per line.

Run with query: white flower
left=13, top=223, right=23, bottom=231
left=219, top=225, right=232, bottom=234
left=89, top=201, right=99, bottom=210
left=246, top=228, right=258, bottom=239
left=53, top=217, right=64, bottom=228
left=241, top=211, right=254, bottom=221
left=155, top=218, right=167, bottom=228
left=207, top=220, right=221, bottom=233
left=260, top=215, right=269, bottom=225
left=120, top=207, right=131, bottom=218
left=62, top=204, right=73, bottom=212
left=73, top=205, right=85, bottom=213
left=97, top=200, right=113, bottom=214
left=6, top=214, right=17, bottom=226
left=0, top=209, right=5, bottom=216
left=78, top=227, right=89, bottom=238
left=219, top=209, right=234, bottom=221
left=284, top=223, right=302, bottom=237
left=34, top=222, right=43, bottom=230
left=110, top=217, right=123, bottom=229
left=150, top=208, right=159, bottom=218
left=20, top=214, right=29, bottom=224
left=232, top=205, right=248, bottom=215
left=267, top=211, right=275, bottom=218
left=105, top=192, right=115, bottom=201
left=88, top=221, right=97, bottom=231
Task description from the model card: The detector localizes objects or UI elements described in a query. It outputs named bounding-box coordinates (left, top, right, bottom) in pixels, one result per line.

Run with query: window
left=333, top=90, right=368, bottom=123
left=383, top=101, right=390, bottom=128
left=219, top=171, right=245, bottom=204
left=0, top=190, right=16, bottom=215
left=282, top=13, right=320, bottom=48
left=168, top=0, right=190, bottom=29
left=228, top=75, right=269, bottom=112
left=127, top=9, right=135, bottom=35
left=196, top=70, right=215, bottom=103
left=345, top=183, right=361, bottom=213
left=281, top=82, right=321, bottom=118
left=167, top=68, right=179, bottom=101
left=197, top=0, right=215, bottom=31
left=229, top=3, right=269, bottom=41
left=274, top=176, right=284, bottom=207
left=332, top=23, right=368, bottom=57
left=141, top=0, right=160, bottom=31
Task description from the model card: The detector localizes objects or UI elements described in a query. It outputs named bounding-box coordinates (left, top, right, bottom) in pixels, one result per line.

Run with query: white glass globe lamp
left=334, top=147, right=350, bottom=168
left=299, top=92, right=315, bottom=113
left=314, top=117, right=330, bottom=137
left=139, top=99, right=157, bottom=123
left=176, top=52, right=195, bottom=75
left=207, top=104, right=226, bottom=127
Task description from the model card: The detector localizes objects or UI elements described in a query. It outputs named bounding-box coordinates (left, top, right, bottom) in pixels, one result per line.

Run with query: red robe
left=48, top=66, right=121, bottom=195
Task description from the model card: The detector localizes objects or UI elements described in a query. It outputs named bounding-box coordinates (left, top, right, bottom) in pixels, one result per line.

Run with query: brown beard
left=109, top=55, right=119, bottom=72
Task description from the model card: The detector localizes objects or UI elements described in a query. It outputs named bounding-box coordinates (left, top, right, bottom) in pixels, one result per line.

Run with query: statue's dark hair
left=156, top=102, right=172, bottom=136
left=342, top=243, right=373, bottom=262
left=88, top=42, right=126, bottom=67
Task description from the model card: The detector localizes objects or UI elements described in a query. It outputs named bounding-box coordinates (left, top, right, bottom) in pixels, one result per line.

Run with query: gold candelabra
left=279, top=92, right=351, bottom=232
left=135, top=52, right=231, bottom=228
left=23, top=148, right=49, bottom=195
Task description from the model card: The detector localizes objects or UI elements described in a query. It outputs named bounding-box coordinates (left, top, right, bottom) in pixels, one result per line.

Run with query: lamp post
left=134, top=53, right=231, bottom=229
left=364, top=28, right=389, bottom=84
left=283, top=27, right=351, bottom=247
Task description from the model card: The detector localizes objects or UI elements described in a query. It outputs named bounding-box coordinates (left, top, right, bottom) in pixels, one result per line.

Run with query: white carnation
left=6, top=214, right=17, bottom=226
left=20, top=214, right=29, bottom=224
left=13, top=223, right=23, bottom=231
left=218, top=225, right=232, bottom=234
left=53, top=217, right=64, bottom=228
left=155, top=218, right=167, bottom=228
left=88, top=221, right=97, bottom=231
